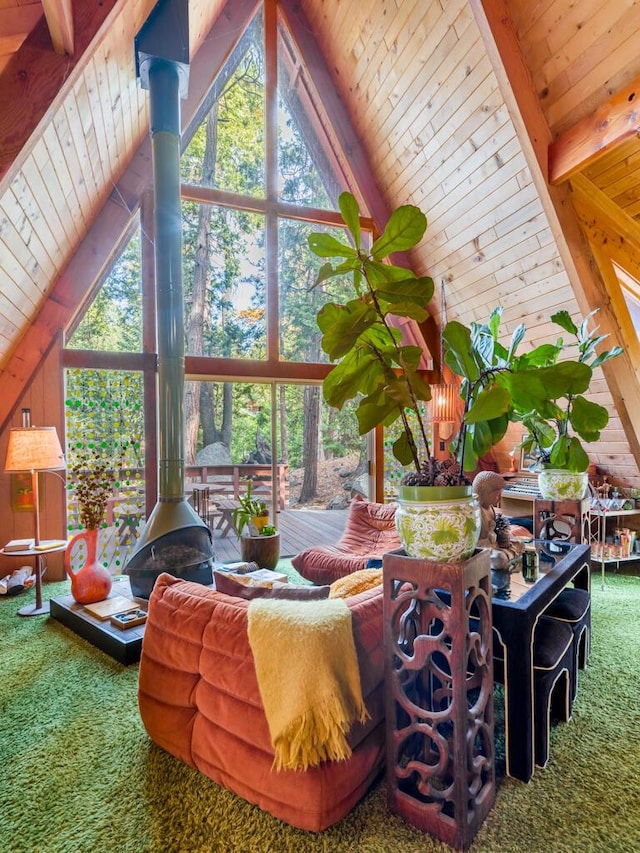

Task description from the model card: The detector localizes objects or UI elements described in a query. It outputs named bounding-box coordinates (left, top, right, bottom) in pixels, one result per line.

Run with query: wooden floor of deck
left=99, top=506, right=349, bottom=570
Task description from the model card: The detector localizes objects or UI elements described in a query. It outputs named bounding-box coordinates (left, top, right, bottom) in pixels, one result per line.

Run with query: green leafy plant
left=507, top=310, right=622, bottom=472
left=232, top=480, right=270, bottom=537
left=310, top=193, right=514, bottom=485
left=310, top=193, right=624, bottom=481
left=443, top=308, right=623, bottom=473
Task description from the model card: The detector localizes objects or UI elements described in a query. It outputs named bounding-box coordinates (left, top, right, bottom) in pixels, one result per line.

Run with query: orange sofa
left=292, top=497, right=400, bottom=585
left=138, top=573, right=385, bottom=832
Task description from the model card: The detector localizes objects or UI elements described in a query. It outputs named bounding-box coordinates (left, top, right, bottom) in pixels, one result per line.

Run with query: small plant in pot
left=232, top=480, right=280, bottom=569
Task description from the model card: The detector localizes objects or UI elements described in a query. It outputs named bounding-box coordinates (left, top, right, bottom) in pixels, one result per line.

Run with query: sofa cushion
left=215, top=572, right=331, bottom=600
left=329, top=568, right=383, bottom=599
left=138, top=573, right=385, bottom=832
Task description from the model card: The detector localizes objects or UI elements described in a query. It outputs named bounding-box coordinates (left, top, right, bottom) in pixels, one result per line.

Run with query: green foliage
left=443, top=308, right=623, bottom=473
left=232, top=480, right=269, bottom=537
left=309, top=192, right=435, bottom=474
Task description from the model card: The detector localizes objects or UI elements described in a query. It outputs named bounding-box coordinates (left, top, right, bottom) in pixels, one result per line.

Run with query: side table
left=0, top=540, right=67, bottom=617
left=383, top=548, right=494, bottom=851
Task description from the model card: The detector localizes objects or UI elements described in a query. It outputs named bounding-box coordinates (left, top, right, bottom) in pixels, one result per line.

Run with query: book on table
left=3, top=538, right=35, bottom=552
left=83, top=596, right=141, bottom=621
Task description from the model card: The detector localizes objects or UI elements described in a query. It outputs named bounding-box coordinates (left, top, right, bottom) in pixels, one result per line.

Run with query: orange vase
left=64, top=528, right=113, bottom=604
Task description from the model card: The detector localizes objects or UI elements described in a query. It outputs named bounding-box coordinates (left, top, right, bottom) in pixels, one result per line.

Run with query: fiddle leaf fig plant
left=310, top=192, right=435, bottom=477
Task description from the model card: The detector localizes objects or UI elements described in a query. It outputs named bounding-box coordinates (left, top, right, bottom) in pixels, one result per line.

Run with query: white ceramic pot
left=395, top=485, right=481, bottom=563
left=538, top=469, right=589, bottom=501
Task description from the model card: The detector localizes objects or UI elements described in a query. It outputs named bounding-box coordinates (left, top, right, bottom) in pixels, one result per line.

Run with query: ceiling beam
left=549, top=75, right=640, bottom=185
left=469, top=0, right=640, bottom=472
left=0, top=0, right=121, bottom=185
left=41, top=0, right=74, bottom=55
left=0, top=0, right=260, bottom=433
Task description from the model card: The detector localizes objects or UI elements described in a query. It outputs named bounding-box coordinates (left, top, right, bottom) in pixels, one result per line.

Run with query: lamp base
left=17, top=601, right=50, bottom=617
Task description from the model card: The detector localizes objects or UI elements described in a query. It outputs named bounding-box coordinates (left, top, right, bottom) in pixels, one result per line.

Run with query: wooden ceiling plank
left=29, top=134, right=82, bottom=246
left=0, top=0, right=123, bottom=184
left=40, top=121, right=85, bottom=238
left=40, top=0, right=74, bottom=55
left=549, top=73, right=640, bottom=185
left=387, top=73, right=503, bottom=200
left=83, top=56, right=115, bottom=188
left=1, top=185, right=57, bottom=282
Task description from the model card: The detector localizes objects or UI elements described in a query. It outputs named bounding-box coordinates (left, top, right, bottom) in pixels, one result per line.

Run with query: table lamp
left=4, top=411, right=65, bottom=615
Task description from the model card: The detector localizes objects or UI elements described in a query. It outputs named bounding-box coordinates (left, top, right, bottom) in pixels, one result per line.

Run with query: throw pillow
left=329, top=568, right=383, bottom=599
left=215, top=573, right=331, bottom=601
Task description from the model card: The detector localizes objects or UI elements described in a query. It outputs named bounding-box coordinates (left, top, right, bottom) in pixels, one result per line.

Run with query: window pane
left=67, top=225, right=142, bottom=352
left=277, top=22, right=343, bottom=208
left=183, top=203, right=266, bottom=359
left=181, top=14, right=265, bottom=197
left=278, top=218, right=358, bottom=363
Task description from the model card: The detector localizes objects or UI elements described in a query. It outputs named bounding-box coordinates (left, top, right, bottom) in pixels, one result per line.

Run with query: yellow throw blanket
left=247, top=597, right=368, bottom=772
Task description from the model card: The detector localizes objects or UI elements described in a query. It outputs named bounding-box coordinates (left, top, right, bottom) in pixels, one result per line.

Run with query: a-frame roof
left=1, top=0, right=640, bottom=485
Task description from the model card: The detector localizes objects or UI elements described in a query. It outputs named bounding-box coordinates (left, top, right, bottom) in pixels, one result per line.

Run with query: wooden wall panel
left=508, top=0, right=640, bottom=136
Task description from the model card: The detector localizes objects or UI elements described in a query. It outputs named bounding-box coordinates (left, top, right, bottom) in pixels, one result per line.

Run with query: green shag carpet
left=1, top=571, right=639, bottom=853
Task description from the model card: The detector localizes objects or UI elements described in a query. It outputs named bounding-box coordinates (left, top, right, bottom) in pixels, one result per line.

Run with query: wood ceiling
left=1, top=0, right=640, bottom=485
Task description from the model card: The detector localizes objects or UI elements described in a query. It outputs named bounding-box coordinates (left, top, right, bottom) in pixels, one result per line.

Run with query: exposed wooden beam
left=0, top=5, right=44, bottom=55
left=0, top=0, right=261, bottom=433
left=571, top=172, right=640, bottom=260
left=0, top=0, right=120, bottom=185
left=549, top=75, right=640, bottom=185
left=470, top=0, right=640, bottom=473
left=41, top=0, right=74, bottom=55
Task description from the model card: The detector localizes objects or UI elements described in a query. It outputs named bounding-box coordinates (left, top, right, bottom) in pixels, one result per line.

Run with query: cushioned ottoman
left=138, top=573, right=385, bottom=832
left=292, top=497, right=400, bottom=585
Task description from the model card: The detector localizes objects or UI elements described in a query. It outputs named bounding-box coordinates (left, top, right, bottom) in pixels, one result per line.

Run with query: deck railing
left=185, top=464, right=289, bottom=509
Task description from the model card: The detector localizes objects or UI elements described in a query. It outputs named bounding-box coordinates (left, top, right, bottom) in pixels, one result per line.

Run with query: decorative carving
left=383, top=549, right=494, bottom=850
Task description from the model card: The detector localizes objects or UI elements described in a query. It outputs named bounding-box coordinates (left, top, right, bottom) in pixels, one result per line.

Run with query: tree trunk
left=279, top=384, right=288, bottom=464
left=185, top=107, right=217, bottom=462
left=299, top=385, right=320, bottom=503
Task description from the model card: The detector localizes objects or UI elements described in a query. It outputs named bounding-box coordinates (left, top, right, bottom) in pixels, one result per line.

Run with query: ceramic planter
left=395, top=485, right=481, bottom=563
left=538, top=469, right=589, bottom=501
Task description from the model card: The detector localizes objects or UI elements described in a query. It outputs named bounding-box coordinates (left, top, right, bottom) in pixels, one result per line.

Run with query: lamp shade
left=5, top=426, right=65, bottom=473
left=429, top=384, right=457, bottom=423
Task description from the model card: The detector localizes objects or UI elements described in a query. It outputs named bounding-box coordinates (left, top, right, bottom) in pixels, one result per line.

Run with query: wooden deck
left=97, top=506, right=349, bottom=570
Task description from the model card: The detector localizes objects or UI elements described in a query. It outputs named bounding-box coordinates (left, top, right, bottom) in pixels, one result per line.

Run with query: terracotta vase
left=64, top=528, right=113, bottom=604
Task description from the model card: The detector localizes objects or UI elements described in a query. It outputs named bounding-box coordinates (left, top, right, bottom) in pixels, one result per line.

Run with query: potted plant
left=503, top=310, right=622, bottom=499
left=309, top=193, right=505, bottom=561
left=309, top=193, right=624, bottom=558
left=232, top=480, right=280, bottom=569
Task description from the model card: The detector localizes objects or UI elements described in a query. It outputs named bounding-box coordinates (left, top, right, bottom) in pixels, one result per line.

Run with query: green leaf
left=317, top=300, right=376, bottom=359
left=392, top=432, right=414, bottom=466
left=356, top=395, right=399, bottom=434
left=570, top=395, right=609, bottom=440
left=507, top=324, right=526, bottom=360
left=591, top=345, right=623, bottom=368
left=464, top=385, right=512, bottom=424
left=373, top=275, right=434, bottom=306
left=339, top=192, right=361, bottom=249
left=323, top=349, right=378, bottom=408
left=370, top=205, right=427, bottom=259
left=551, top=310, right=578, bottom=336
left=443, top=321, right=480, bottom=381
left=308, top=233, right=357, bottom=259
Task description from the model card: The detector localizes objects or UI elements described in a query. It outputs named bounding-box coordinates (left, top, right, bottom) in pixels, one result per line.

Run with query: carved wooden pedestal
left=382, top=548, right=494, bottom=851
